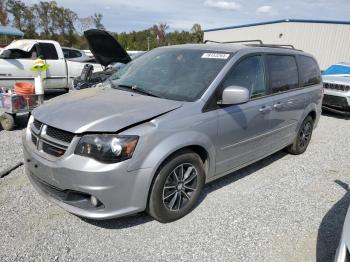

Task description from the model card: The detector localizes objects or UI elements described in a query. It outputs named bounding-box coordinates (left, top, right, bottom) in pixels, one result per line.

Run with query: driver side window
left=222, top=55, right=266, bottom=99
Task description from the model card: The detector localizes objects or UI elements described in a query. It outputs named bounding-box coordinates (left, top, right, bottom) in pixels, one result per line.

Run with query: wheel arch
left=145, top=144, right=211, bottom=209
left=296, top=103, right=320, bottom=133
left=307, top=110, right=317, bottom=122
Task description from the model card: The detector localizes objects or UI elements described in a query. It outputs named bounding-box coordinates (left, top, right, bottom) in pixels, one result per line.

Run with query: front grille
left=31, top=134, right=38, bottom=145
left=42, top=142, right=66, bottom=157
left=46, top=126, right=75, bottom=143
left=33, top=119, right=42, bottom=130
left=31, top=118, right=76, bottom=158
left=323, top=82, right=350, bottom=92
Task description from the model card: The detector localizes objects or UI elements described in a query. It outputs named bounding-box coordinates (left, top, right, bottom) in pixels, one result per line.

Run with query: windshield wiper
left=117, top=84, right=161, bottom=98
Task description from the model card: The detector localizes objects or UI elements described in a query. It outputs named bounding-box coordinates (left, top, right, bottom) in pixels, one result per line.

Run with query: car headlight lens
left=75, top=134, right=138, bottom=163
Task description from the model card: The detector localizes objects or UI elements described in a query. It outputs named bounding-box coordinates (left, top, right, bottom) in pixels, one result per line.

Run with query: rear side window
left=62, top=48, right=70, bottom=58
left=266, top=55, right=299, bottom=93
left=69, top=50, right=82, bottom=58
left=299, top=56, right=321, bottom=87
left=222, top=55, right=266, bottom=99
left=39, top=43, right=59, bottom=60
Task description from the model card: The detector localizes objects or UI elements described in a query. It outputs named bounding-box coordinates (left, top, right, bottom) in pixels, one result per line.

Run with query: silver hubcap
left=162, top=163, right=198, bottom=211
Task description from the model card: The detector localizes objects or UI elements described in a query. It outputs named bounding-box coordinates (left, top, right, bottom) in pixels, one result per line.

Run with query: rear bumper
left=23, top=133, right=153, bottom=220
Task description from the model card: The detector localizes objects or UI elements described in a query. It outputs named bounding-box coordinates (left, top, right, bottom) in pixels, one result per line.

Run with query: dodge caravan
left=23, top=40, right=323, bottom=222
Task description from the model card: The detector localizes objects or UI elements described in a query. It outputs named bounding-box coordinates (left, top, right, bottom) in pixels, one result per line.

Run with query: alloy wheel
left=299, top=121, right=312, bottom=148
left=162, top=163, right=198, bottom=211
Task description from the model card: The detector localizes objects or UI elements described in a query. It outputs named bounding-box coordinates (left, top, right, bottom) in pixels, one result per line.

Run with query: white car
left=322, top=63, right=350, bottom=115
left=0, top=39, right=103, bottom=91
left=62, top=47, right=95, bottom=63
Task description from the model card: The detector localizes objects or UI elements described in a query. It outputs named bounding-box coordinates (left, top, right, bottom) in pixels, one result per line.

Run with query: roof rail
left=204, top=39, right=263, bottom=44
left=248, top=43, right=295, bottom=49
left=204, top=39, right=302, bottom=51
left=247, top=43, right=302, bottom=51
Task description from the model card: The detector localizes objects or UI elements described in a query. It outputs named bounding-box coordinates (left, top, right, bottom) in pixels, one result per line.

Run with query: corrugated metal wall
left=204, top=22, right=350, bottom=69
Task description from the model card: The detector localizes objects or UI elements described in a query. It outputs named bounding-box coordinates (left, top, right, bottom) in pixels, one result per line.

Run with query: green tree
left=77, top=16, right=94, bottom=34
left=6, top=0, right=26, bottom=30
left=6, top=0, right=37, bottom=38
left=191, top=23, right=203, bottom=43
left=0, top=0, right=8, bottom=25
left=33, top=1, right=55, bottom=36
left=4, top=1, right=205, bottom=52
left=152, top=23, right=169, bottom=45
left=23, top=6, right=37, bottom=38
left=92, top=13, right=104, bottom=30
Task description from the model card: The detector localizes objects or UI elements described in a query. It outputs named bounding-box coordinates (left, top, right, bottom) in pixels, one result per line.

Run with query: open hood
left=84, top=29, right=131, bottom=67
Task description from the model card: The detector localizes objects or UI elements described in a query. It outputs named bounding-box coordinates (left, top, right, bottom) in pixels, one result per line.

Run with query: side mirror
left=219, top=85, right=250, bottom=105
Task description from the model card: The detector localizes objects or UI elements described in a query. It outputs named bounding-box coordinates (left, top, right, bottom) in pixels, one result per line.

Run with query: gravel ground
left=0, top=109, right=349, bottom=262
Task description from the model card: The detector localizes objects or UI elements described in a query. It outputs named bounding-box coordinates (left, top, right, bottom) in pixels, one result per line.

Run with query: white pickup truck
left=0, top=39, right=103, bottom=91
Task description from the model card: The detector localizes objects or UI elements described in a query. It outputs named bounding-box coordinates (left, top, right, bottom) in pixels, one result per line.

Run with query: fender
left=128, top=130, right=217, bottom=183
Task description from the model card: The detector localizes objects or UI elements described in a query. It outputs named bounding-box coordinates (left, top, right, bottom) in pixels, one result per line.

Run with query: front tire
left=147, top=150, right=205, bottom=223
left=285, top=116, right=314, bottom=155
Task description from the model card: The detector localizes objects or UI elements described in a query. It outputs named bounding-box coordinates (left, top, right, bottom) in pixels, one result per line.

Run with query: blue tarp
left=0, top=26, right=24, bottom=37
left=322, top=64, right=350, bottom=75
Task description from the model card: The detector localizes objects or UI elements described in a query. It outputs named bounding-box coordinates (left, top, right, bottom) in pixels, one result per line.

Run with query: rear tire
left=147, top=150, right=205, bottom=223
left=285, top=116, right=314, bottom=155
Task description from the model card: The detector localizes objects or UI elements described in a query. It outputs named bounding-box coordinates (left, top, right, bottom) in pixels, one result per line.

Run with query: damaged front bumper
left=22, top=131, right=152, bottom=220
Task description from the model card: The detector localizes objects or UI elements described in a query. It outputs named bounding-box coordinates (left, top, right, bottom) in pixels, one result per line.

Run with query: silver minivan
left=23, top=40, right=323, bottom=222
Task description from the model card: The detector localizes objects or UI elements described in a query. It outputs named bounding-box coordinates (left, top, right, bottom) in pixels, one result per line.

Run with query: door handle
left=259, top=105, right=272, bottom=113
left=273, top=102, right=283, bottom=110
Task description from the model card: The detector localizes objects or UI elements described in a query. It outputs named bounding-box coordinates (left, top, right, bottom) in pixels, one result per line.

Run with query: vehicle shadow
left=322, top=109, right=350, bottom=120
left=82, top=150, right=288, bottom=229
left=316, top=180, right=350, bottom=262
left=196, top=150, right=287, bottom=206
left=80, top=212, right=154, bottom=229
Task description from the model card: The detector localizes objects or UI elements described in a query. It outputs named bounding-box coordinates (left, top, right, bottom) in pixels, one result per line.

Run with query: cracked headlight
left=75, top=134, right=139, bottom=163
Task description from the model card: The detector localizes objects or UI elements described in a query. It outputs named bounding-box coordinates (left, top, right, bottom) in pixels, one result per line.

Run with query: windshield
left=109, top=48, right=231, bottom=101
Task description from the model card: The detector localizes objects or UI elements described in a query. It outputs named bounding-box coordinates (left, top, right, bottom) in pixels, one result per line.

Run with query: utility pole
left=147, top=36, right=150, bottom=51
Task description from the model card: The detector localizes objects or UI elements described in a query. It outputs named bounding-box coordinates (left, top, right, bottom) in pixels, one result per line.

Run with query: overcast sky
left=25, top=0, right=350, bottom=32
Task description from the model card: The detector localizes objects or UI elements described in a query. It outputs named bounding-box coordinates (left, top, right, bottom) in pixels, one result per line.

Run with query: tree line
left=0, top=0, right=203, bottom=50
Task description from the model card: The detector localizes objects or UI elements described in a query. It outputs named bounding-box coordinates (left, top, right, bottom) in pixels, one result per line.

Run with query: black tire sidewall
left=148, top=151, right=205, bottom=223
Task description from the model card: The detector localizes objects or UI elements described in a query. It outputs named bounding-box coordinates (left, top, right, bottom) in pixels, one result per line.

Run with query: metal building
left=203, top=19, right=350, bottom=69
